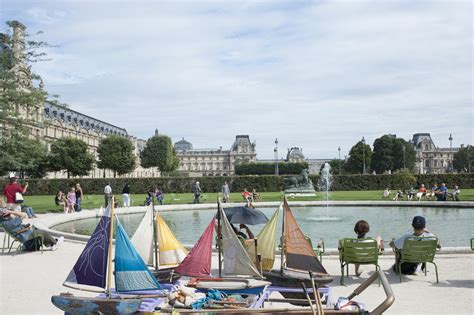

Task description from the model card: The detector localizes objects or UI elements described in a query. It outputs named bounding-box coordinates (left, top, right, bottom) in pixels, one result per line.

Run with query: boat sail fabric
left=114, top=218, right=162, bottom=292
left=246, top=205, right=280, bottom=271
left=64, top=204, right=111, bottom=289
left=175, top=217, right=215, bottom=277
left=131, top=205, right=154, bottom=266
left=156, top=213, right=188, bottom=266
left=220, top=206, right=261, bottom=278
left=284, top=200, right=328, bottom=275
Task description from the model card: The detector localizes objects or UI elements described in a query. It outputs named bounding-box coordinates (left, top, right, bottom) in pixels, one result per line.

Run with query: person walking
left=122, top=183, right=131, bottom=207
left=192, top=181, right=201, bottom=204
left=66, top=187, right=76, bottom=213
left=75, top=183, right=83, bottom=212
left=104, top=182, right=112, bottom=208
left=2, top=173, right=28, bottom=211
left=222, top=181, right=230, bottom=203
left=156, top=187, right=164, bottom=205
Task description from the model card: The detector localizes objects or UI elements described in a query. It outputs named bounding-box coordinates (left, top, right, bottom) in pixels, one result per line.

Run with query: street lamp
left=338, top=146, right=341, bottom=175
left=402, top=145, right=406, bottom=169
left=362, top=137, right=366, bottom=174
left=274, top=138, right=279, bottom=175
left=449, top=134, right=453, bottom=172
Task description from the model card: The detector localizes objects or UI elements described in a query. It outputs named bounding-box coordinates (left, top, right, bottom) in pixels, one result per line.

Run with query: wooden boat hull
left=151, top=268, right=181, bottom=283
left=187, top=278, right=271, bottom=295
left=263, top=269, right=333, bottom=289
left=51, top=293, right=142, bottom=315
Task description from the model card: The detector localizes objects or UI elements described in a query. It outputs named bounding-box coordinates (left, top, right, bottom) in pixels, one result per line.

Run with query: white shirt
left=104, top=185, right=112, bottom=194
left=393, top=230, right=435, bottom=249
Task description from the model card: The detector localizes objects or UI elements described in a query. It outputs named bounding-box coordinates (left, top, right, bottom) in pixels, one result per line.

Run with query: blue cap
left=412, top=216, right=426, bottom=229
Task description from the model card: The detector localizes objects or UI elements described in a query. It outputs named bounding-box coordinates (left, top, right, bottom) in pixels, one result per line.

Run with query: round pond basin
left=51, top=206, right=472, bottom=248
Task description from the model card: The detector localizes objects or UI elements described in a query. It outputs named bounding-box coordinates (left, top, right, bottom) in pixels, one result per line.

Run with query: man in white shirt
left=104, top=182, right=112, bottom=207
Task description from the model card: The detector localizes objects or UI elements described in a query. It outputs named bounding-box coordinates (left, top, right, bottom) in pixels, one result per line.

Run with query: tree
left=48, top=137, right=95, bottom=178
left=392, top=168, right=416, bottom=191
left=453, top=145, right=474, bottom=173
left=140, top=135, right=179, bottom=175
left=371, top=135, right=416, bottom=173
left=97, top=135, right=136, bottom=177
left=0, top=135, right=49, bottom=178
left=328, top=159, right=346, bottom=175
left=345, top=140, right=372, bottom=174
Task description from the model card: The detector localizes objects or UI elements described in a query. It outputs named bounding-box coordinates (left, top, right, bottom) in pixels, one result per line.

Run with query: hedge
left=1, top=173, right=472, bottom=196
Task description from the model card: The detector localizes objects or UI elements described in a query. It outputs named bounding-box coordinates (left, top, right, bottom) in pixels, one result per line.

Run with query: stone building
left=2, top=21, right=158, bottom=179
left=410, top=133, right=459, bottom=174
left=174, top=135, right=257, bottom=176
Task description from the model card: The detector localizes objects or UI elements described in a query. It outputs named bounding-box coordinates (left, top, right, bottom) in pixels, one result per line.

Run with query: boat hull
left=188, top=278, right=271, bottom=295
left=263, top=269, right=333, bottom=288
left=151, top=268, right=181, bottom=283
left=51, top=294, right=142, bottom=315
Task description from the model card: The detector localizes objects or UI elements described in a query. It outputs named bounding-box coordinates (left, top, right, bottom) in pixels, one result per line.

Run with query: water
left=318, top=163, right=336, bottom=219
left=52, top=206, right=473, bottom=248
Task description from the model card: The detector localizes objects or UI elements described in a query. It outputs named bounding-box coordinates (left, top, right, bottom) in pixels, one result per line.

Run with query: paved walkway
left=1, top=211, right=473, bottom=314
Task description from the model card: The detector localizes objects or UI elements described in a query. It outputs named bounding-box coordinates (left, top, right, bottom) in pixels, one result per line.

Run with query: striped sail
left=156, top=213, right=188, bottom=266
left=114, top=218, right=162, bottom=292
left=246, top=205, right=280, bottom=271
left=175, top=217, right=215, bottom=277
left=64, top=204, right=111, bottom=289
left=131, top=205, right=154, bottom=266
left=220, top=205, right=262, bottom=278
left=284, top=200, right=328, bottom=275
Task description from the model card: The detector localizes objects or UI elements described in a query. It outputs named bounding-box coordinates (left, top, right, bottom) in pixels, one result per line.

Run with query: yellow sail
left=246, top=204, right=280, bottom=271
left=156, top=213, right=188, bottom=266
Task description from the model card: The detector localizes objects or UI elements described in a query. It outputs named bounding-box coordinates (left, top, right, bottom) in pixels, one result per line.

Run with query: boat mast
left=280, top=197, right=286, bottom=272
left=152, top=196, right=159, bottom=271
left=217, top=198, right=222, bottom=277
left=106, top=195, right=116, bottom=297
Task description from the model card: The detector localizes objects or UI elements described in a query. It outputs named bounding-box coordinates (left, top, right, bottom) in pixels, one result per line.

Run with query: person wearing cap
left=192, top=181, right=201, bottom=204
left=2, top=174, right=28, bottom=211
left=390, top=216, right=437, bottom=274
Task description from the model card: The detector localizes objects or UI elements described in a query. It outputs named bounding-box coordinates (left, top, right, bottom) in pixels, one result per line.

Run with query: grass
left=21, top=189, right=474, bottom=213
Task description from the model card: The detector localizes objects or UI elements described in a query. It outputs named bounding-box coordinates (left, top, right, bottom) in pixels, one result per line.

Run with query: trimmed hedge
left=1, top=173, right=472, bottom=196
left=235, top=162, right=309, bottom=175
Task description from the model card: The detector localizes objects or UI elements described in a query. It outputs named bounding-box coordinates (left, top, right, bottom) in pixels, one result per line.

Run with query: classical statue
left=283, top=169, right=315, bottom=193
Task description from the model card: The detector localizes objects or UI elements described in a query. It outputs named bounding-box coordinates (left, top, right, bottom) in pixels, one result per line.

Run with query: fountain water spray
left=312, top=163, right=340, bottom=221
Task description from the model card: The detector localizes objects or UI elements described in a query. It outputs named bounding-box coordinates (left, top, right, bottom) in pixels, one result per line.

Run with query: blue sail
left=65, top=206, right=111, bottom=289
left=114, top=218, right=162, bottom=292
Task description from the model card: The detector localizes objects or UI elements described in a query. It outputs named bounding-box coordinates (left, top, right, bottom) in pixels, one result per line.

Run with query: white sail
left=220, top=206, right=261, bottom=278
left=131, top=205, right=154, bottom=266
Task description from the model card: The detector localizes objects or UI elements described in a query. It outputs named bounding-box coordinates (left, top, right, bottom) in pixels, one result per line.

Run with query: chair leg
left=340, top=263, right=345, bottom=285
left=430, top=262, right=439, bottom=283
left=376, top=265, right=381, bottom=286
left=346, top=264, right=349, bottom=278
left=398, top=262, right=402, bottom=283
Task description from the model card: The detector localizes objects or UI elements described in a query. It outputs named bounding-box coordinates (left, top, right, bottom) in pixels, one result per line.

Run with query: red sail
left=175, top=217, right=215, bottom=277
left=284, top=200, right=328, bottom=275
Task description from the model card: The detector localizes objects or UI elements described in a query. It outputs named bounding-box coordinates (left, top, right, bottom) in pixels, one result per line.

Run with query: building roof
left=174, top=138, right=193, bottom=151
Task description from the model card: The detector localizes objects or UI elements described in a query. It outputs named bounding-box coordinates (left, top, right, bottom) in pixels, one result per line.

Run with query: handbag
left=15, top=192, right=24, bottom=204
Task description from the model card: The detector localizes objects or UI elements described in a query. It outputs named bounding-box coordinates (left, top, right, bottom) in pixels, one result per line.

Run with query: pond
left=51, top=206, right=472, bottom=248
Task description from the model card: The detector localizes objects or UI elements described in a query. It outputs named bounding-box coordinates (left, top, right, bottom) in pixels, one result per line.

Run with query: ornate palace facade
left=410, top=133, right=459, bottom=174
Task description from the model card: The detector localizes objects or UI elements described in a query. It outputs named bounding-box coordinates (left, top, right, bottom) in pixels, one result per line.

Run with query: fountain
left=310, top=163, right=340, bottom=221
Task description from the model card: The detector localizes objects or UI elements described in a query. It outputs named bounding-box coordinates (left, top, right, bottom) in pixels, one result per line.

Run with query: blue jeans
left=22, top=206, right=36, bottom=218
left=75, top=197, right=82, bottom=212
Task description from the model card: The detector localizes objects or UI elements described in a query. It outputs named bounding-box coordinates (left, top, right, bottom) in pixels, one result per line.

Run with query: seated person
left=242, top=188, right=251, bottom=202
left=156, top=188, right=164, bottom=205
left=0, top=204, right=63, bottom=251
left=382, top=188, right=390, bottom=199
left=21, top=205, right=37, bottom=218
left=252, top=189, right=261, bottom=202
left=448, top=186, right=461, bottom=201
left=436, top=183, right=448, bottom=201
left=406, top=187, right=415, bottom=201
left=393, top=190, right=403, bottom=201
left=144, top=188, right=154, bottom=206
left=231, top=224, right=255, bottom=246
left=416, top=184, right=427, bottom=201
left=427, top=184, right=438, bottom=200
left=339, top=220, right=383, bottom=277
left=389, top=216, right=439, bottom=274
left=55, top=191, right=66, bottom=206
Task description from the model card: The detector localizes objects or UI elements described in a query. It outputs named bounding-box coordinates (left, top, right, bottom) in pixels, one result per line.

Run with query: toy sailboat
left=51, top=198, right=163, bottom=314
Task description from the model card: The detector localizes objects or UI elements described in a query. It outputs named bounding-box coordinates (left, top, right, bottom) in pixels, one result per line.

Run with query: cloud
left=2, top=0, right=472, bottom=159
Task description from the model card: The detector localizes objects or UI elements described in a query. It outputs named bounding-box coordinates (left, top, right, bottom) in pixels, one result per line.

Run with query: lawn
left=21, top=189, right=474, bottom=213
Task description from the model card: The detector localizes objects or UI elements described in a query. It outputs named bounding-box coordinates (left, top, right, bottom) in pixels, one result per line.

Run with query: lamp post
left=402, top=145, right=406, bottom=169
left=338, top=146, right=341, bottom=175
left=449, top=134, right=453, bottom=173
left=274, top=138, right=279, bottom=175
left=362, top=137, right=366, bottom=174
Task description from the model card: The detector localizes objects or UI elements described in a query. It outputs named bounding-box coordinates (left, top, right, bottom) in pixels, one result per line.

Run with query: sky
left=1, top=0, right=472, bottom=159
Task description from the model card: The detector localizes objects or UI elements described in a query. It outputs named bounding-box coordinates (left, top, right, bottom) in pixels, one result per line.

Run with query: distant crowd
left=383, top=183, right=461, bottom=201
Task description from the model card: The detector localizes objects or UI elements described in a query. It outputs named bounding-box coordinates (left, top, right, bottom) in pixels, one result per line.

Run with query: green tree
left=392, top=168, right=416, bottom=191
left=140, top=135, right=179, bottom=175
left=453, top=145, right=474, bottom=173
left=345, top=140, right=372, bottom=174
left=392, top=138, right=416, bottom=171
left=97, top=135, right=136, bottom=177
left=48, top=137, right=95, bottom=178
left=371, top=135, right=416, bottom=173
left=328, top=159, right=346, bottom=175
left=0, top=135, right=49, bottom=178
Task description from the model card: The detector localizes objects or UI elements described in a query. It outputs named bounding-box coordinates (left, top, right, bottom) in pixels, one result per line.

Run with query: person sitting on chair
left=448, top=185, right=460, bottom=201
left=393, top=189, right=403, bottom=201
left=416, top=184, right=427, bottom=201
left=0, top=201, right=63, bottom=251
left=252, top=189, right=261, bottom=202
left=389, top=216, right=438, bottom=275
left=242, top=188, right=251, bottom=202
left=382, top=187, right=390, bottom=200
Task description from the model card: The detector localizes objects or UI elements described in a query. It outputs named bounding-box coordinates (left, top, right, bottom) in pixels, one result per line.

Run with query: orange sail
left=284, top=200, right=328, bottom=275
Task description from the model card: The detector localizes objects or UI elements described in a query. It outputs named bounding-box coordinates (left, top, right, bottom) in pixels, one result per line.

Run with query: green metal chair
left=340, top=238, right=380, bottom=285
left=397, top=236, right=439, bottom=283
left=305, top=236, right=325, bottom=262
left=470, top=238, right=474, bottom=251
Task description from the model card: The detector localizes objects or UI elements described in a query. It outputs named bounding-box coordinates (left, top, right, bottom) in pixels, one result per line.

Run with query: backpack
left=23, top=237, right=42, bottom=251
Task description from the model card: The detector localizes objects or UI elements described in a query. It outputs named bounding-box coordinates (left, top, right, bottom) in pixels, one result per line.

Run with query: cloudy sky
left=2, top=0, right=472, bottom=159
